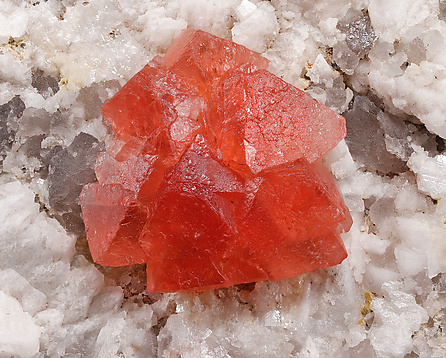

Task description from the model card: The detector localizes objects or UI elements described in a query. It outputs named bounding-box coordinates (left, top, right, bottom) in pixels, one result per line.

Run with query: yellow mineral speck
left=358, top=290, right=374, bottom=326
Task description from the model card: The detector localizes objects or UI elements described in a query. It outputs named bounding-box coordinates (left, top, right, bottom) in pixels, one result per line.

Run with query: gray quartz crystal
left=22, top=135, right=46, bottom=160
left=0, top=96, right=25, bottom=166
left=344, top=13, right=376, bottom=57
left=19, top=108, right=51, bottom=137
left=76, top=80, right=121, bottom=120
left=31, top=69, right=60, bottom=99
left=334, top=12, right=376, bottom=75
left=333, top=41, right=360, bottom=75
left=396, top=37, right=426, bottom=65
left=48, top=132, right=103, bottom=233
left=343, top=96, right=408, bottom=174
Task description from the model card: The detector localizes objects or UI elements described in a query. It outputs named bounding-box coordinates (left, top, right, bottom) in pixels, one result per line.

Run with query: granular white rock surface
left=1, top=0, right=446, bottom=357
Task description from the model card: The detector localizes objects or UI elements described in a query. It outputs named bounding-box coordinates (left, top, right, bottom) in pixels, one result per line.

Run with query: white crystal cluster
left=1, top=0, right=446, bottom=357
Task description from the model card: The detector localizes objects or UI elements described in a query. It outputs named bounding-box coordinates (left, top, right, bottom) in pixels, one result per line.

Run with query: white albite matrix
left=0, top=181, right=156, bottom=358
left=1, top=0, right=446, bottom=357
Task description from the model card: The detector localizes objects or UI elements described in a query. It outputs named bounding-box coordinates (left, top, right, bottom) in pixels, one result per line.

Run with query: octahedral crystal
left=80, top=29, right=352, bottom=292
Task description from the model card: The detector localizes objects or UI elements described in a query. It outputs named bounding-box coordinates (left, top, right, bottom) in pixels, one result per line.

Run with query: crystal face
left=80, top=29, right=352, bottom=292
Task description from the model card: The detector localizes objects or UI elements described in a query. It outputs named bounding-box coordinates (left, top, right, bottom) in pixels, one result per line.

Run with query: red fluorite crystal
left=80, top=29, right=352, bottom=292
left=213, top=66, right=347, bottom=173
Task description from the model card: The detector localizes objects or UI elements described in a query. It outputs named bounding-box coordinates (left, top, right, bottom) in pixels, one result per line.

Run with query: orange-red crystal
left=80, top=29, right=352, bottom=292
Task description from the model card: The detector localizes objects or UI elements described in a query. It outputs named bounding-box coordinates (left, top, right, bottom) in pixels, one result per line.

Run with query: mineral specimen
left=80, top=29, right=352, bottom=292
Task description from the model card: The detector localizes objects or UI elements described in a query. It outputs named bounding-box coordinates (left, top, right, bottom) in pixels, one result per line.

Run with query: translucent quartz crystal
left=31, top=69, right=60, bottom=99
left=80, top=29, right=352, bottom=292
left=0, top=96, right=25, bottom=167
left=343, top=96, right=407, bottom=174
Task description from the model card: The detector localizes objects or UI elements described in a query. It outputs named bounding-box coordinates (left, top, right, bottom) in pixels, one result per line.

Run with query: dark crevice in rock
left=436, top=135, right=446, bottom=153
left=235, top=282, right=257, bottom=292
